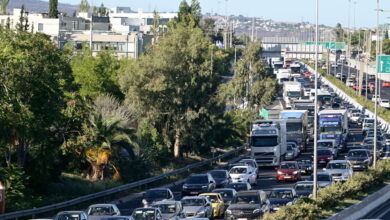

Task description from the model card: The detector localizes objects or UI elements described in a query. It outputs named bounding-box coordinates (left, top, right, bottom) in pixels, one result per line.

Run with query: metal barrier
left=0, top=145, right=246, bottom=220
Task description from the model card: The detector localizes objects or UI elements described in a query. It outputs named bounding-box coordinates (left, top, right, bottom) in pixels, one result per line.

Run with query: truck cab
left=318, top=110, right=348, bottom=150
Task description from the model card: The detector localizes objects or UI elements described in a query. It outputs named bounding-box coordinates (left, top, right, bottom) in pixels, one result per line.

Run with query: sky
left=59, top=0, right=390, bottom=28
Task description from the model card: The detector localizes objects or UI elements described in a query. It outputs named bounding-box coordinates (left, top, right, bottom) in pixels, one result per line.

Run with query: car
left=294, top=181, right=315, bottom=198
left=224, top=182, right=252, bottom=192
left=101, top=217, right=131, bottom=220
left=381, top=145, right=390, bottom=159
left=225, top=190, right=270, bottom=220
left=345, top=149, right=371, bottom=171
left=142, top=188, right=175, bottom=207
left=371, top=95, right=381, bottom=103
left=199, top=193, right=226, bottom=218
left=208, top=170, right=229, bottom=188
left=350, top=112, right=361, bottom=123
left=212, top=188, right=237, bottom=205
left=229, top=165, right=257, bottom=185
left=382, top=81, right=390, bottom=87
left=152, top=200, right=182, bottom=220
left=346, top=79, right=355, bottom=87
left=54, top=211, right=88, bottom=220
left=268, top=188, right=298, bottom=211
left=297, top=158, right=313, bottom=175
left=275, top=161, right=301, bottom=182
left=384, top=133, right=390, bottom=146
left=182, top=174, right=216, bottom=196
left=317, top=140, right=338, bottom=157
left=309, top=173, right=333, bottom=188
left=285, top=144, right=298, bottom=160
left=380, top=99, right=390, bottom=108
left=239, top=159, right=259, bottom=175
left=323, top=160, right=353, bottom=182
left=180, top=196, right=213, bottom=219
left=304, top=72, right=311, bottom=78
left=316, top=148, right=334, bottom=166
left=130, top=208, right=163, bottom=220
left=335, top=72, right=342, bottom=79
left=87, top=204, right=121, bottom=220
left=227, top=162, right=247, bottom=171
left=362, top=118, right=375, bottom=133
left=357, top=114, right=369, bottom=126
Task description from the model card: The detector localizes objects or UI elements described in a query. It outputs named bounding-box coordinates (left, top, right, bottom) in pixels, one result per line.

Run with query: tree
left=385, top=30, right=389, bottom=40
left=79, top=0, right=90, bottom=13
left=200, top=18, right=215, bottom=39
left=0, top=0, right=9, bottom=15
left=97, top=3, right=108, bottom=17
left=48, top=0, right=58, bottom=18
left=334, top=23, right=345, bottom=42
left=151, top=10, right=160, bottom=43
left=16, top=4, right=28, bottom=31
left=172, top=0, right=201, bottom=28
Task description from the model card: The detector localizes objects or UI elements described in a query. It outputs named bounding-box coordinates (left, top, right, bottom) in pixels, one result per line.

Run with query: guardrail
left=305, top=64, right=390, bottom=133
left=0, top=145, right=246, bottom=220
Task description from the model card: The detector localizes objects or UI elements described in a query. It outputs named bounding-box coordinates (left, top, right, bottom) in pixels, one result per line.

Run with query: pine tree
left=48, top=0, right=58, bottom=18
left=0, top=0, right=9, bottom=15
left=79, top=0, right=90, bottom=13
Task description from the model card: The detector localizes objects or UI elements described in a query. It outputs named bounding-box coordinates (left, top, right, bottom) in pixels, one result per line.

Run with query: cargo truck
left=318, top=110, right=348, bottom=150
left=283, top=82, right=303, bottom=109
left=280, top=110, right=309, bottom=152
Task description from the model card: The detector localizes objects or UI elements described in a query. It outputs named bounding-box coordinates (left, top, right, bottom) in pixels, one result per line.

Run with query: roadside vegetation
left=262, top=159, right=390, bottom=220
left=0, top=0, right=277, bottom=212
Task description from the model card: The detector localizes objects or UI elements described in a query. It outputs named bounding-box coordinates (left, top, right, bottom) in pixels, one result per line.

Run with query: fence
left=0, top=145, right=246, bottom=220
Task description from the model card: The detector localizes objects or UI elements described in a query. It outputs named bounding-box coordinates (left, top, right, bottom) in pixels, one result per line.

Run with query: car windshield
left=186, top=176, right=208, bottom=184
left=310, top=175, right=330, bottom=182
left=145, top=190, right=168, bottom=199
left=153, top=204, right=176, bottom=214
left=318, top=150, right=332, bottom=156
left=181, top=198, right=205, bottom=206
left=55, top=214, right=81, bottom=220
left=287, top=145, right=293, bottom=151
left=230, top=167, right=247, bottom=174
left=287, top=91, right=301, bottom=97
left=286, top=122, right=302, bottom=134
left=320, top=127, right=342, bottom=134
left=327, top=163, right=347, bottom=169
left=214, top=190, right=233, bottom=198
left=205, top=195, right=218, bottom=202
left=252, top=136, right=278, bottom=147
left=231, top=194, right=259, bottom=204
left=269, top=190, right=293, bottom=199
left=280, top=163, right=297, bottom=170
left=131, top=210, right=156, bottom=220
left=318, top=142, right=333, bottom=148
left=348, top=151, right=367, bottom=157
left=210, top=170, right=227, bottom=178
left=88, top=207, right=112, bottom=216
left=295, top=183, right=313, bottom=191
left=382, top=100, right=389, bottom=103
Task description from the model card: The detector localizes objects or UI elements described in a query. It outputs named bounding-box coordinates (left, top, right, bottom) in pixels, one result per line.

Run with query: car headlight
left=253, top=209, right=261, bottom=214
left=197, top=210, right=205, bottom=215
left=142, top=199, right=148, bottom=205
left=277, top=171, right=283, bottom=175
left=328, top=157, right=333, bottom=160
left=202, top=185, right=208, bottom=188
left=226, top=209, right=232, bottom=215
left=293, top=171, right=298, bottom=175
left=183, top=185, right=188, bottom=189
left=364, top=159, right=370, bottom=163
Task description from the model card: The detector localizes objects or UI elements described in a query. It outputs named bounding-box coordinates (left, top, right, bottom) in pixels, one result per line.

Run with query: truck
left=290, top=63, right=301, bottom=77
left=283, top=82, right=302, bottom=109
left=277, top=69, right=291, bottom=84
left=280, top=110, right=309, bottom=152
left=284, top=58, right=294, bottom=68
left=273, top=61, right=284, bottom=74
left=292, top=99, right=315, bottom=138
left=249, top=120, right=287, bottom=167
left=318, top=110, right=349, bottom=150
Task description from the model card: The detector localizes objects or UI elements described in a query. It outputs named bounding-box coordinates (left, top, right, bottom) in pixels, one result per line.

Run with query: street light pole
left=313, top=0, right=319, bottom=200
left=374, top=0, right=380, bottom=169
left=348, top=0, right=352, bottom=79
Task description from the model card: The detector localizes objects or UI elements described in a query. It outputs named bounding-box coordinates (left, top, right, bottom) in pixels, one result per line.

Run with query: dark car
left=225, top=182, right=251, bottom=192
left=131, top=208, right=163, bottom=220
left=297, top=158, right=313, bottom=175
left=182, top=174, right=216, bottom=196
left=142, top=188, right=174, bottom=207
left=294, top=181, right=315, bottom=198
left=209, top=170, right=229, bottom=188
left=346, top=149, right=371, bottom=171
left=213, top=188, right=237, bottom=205
left=54, top=211, right=88, bottom=220
left=268, top=188, right=298, bottom=211
left=225, top=190, right=270, bottom=220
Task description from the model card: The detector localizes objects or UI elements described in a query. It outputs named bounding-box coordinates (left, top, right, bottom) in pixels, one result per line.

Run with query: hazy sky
left=60, top=0, right=390, bottom=28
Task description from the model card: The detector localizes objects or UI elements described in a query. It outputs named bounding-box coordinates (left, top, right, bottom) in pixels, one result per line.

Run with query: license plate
left=238, top=218, right=247, bottom=220
left=190, top=192, right=198, bottom=194
left=320, top=161, right=326, bottom=163
left=353, top=165, right=361, bottom=168
left=285, top=176, right=291, bottom=178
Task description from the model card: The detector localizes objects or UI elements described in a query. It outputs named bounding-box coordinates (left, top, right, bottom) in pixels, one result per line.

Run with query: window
left=38, top=23, right=44, bottom=31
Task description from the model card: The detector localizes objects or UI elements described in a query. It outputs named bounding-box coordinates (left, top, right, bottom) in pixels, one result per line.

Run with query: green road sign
left=259, top=108, right=269, bottom=119
left=377, top=55, right=390, bottom=74
left=305, top=41, right=345, bottom=50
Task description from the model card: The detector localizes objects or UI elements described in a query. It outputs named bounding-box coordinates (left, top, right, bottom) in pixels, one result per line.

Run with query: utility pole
left=313, top=0, right=319, bottom=200
left=348, top=0, right=352, bottom=79
left=374, top=0, right=380, bottom=169
left=251, top=17, right=255, bottom=42
left=89, top=0, right=93, bottom=49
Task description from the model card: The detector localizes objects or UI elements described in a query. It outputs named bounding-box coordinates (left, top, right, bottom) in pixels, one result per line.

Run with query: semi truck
left=249, top=120, right=287, bottom=167
left=277, top=69, right=291, bottom=84
left=318, top=109, right=349, bottom=150
left=280, top=110, right=309, bottom=152
left=292, top=100, right=315, bottom=140
left=283, top=82, right=303, bottom=109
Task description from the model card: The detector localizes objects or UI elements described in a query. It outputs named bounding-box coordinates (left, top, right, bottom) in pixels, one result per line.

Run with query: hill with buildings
left=8, top=0, right=78, bottom=15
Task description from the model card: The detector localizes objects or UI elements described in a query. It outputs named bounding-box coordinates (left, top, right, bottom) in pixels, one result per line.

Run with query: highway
left=362, top=199, right=390, bottom=220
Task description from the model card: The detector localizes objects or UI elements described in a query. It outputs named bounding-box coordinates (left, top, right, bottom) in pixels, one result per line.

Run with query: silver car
left=87, top=204, right=121, bottom=220
left=323, top=160, right=353, bottom=182
left=152, top=200, right=182, bottom=220
left=180, top=196, right=213, bottom=219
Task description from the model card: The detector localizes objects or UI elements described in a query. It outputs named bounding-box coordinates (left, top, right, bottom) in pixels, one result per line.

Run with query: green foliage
left=97, top=3, right=108, bottom=17
left=79, top=0, right=90, bottom=13
left=0, top=0, right=9, bottom=15
left=0, top=165, right=26, bottom=201
left=16, top=5, right=29, bottom=31
left=334, top=23, right=346, bottom=42
left=171, top=0, right=201, bottom=28
left=48, top=0, right=59, bottom=18
left=71, top=50, right=124, bottom=100
left=383, top=39, right=390, bottom=55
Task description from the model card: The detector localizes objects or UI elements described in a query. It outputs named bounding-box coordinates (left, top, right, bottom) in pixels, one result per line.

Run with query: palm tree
left=85, top=113, right=137, bottom=181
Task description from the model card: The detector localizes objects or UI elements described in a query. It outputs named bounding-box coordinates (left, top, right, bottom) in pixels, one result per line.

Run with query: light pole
left=348, top=0, right=352, bottom=79
left=374, top=0, right=380, bottom=168
left=313, top=0, right=319, bottom=199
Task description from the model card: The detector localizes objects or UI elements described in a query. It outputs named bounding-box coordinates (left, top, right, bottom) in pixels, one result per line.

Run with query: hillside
left=8, top=0, right=78, bottom=15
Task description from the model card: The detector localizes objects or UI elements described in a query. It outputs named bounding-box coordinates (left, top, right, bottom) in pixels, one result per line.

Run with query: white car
left=346, top=79, right=355, bottom=87
left=335, top=72, right=342, bottom=78
left=380, top=99, right=390, bottom=108
left=323, top=160, right=353, bottom=182
left=239, top=158, right=259, bottom=176
left=229, top=166, right=257, bottom=185
left=87, top=204, right=121, bottom=220
left=371, top=95, right=381, bottom=103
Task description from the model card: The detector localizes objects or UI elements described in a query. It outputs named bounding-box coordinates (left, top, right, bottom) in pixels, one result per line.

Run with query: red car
left=304, top=72, right=311, bottom=78
left=317, top=148, right=333, bottom=167
left=383, top=81, right=390, bottom=87
left=276, top=161, right=301, bottom=182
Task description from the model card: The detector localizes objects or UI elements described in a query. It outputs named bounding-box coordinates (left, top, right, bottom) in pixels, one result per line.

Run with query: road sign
left=305, top=41, right=345, bottom=50
left=377, top=55, right=390, bottom=74
left=259, top=108, right=269, bottom=119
